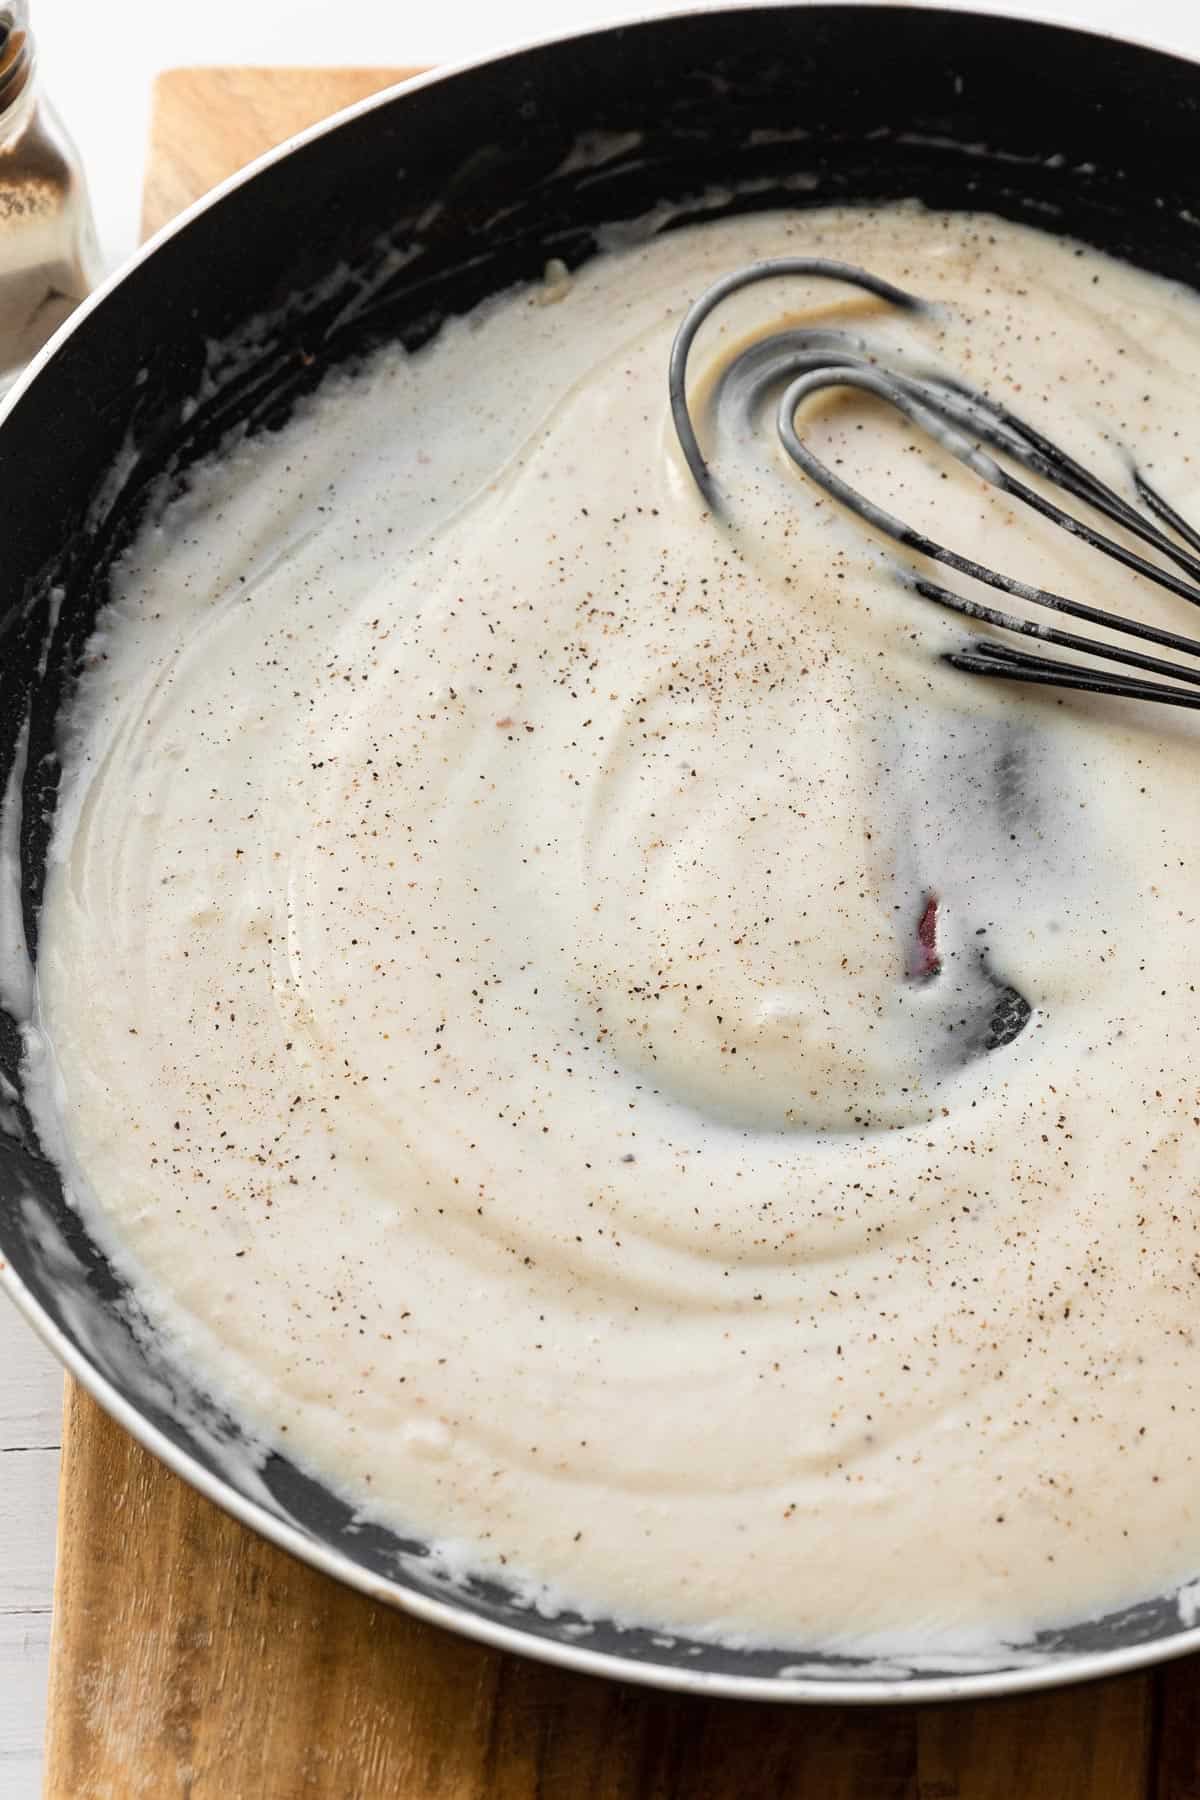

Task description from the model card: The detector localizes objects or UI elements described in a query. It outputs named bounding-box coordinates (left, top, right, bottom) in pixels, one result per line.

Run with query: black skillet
left=2, top=7, right=1199, bottom=1700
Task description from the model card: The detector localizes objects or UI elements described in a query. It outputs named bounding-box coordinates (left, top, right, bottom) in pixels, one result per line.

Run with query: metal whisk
left=668, top=258, right=1200, bottom=710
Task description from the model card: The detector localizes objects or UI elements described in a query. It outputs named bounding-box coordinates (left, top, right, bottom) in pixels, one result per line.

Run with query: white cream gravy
left=33, top=203, right=1200, bottom=1653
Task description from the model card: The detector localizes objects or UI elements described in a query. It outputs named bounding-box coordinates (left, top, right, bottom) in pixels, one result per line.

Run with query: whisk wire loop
left=669, top=257, right=1200, bottom=710
left=668, top=256, right=926, bottom=502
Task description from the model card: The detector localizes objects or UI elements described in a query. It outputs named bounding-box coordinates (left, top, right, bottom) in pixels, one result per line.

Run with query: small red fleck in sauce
left=914, top=893, right=940, bottom=979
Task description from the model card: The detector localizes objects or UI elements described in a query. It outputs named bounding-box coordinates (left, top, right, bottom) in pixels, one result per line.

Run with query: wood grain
left=48, top=1385, right=928, bottom=1798
left=40, top=61, right=1200, bottom=1800
left=915, top=1679, right=1154, bottom=1800
left=1153, top=1660, right=1200, bottom=1800
left=141, top=68, right=423, bottom=240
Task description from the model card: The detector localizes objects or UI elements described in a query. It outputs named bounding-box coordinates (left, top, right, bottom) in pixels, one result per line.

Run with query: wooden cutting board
left=39, top=66, right=1200, bottom=1800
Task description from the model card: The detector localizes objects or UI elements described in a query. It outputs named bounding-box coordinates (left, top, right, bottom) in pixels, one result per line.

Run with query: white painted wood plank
left=0, top=1609, right=51, bottom=1794
left=0, top=1753, right=40, bottom=1800
left=0, top=1446, right=60, bottom=1611
left=0, top=1299, right=64, bottom=1450
left=0, top=1307, right=61, bottom=1796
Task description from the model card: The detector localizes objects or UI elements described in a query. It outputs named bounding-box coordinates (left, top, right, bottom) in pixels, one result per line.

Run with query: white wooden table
left=0, top=1321, right=61, bottom=1798
left=8, top=1, right=1200, bottom=1794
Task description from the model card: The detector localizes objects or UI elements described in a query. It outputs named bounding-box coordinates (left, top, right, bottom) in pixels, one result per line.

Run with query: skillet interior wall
left=2, top=5, right=1200, bottom=1679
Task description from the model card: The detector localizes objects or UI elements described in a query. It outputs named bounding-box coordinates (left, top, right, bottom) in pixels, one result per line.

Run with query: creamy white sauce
left=33, top=202, right=1200, bottom=1654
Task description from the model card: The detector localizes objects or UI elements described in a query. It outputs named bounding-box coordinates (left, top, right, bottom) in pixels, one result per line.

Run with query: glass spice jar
left=0, top=0, right=99, bottom=394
